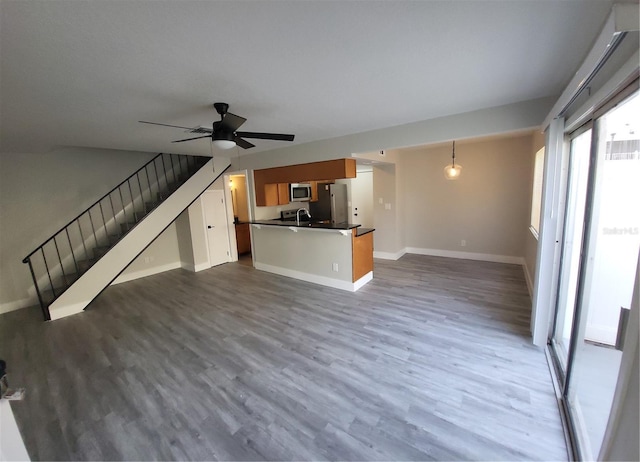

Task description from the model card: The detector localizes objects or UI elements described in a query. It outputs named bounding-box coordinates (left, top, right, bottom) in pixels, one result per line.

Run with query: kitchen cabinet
left=263, top=183, right=290, bottom=206
left=309, top=180, right=335, bottom=202
left=254, top=158, right=356, bottom=206
left=352, top=230, right=374, bottom=282
left=235, top=222, right=251, bottom=255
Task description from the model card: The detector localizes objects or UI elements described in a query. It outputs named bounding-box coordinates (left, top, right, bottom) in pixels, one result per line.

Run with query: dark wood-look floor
left=0, top=255, right=567, bottom=461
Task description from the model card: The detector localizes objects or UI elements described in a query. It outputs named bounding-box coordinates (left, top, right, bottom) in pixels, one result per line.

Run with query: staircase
left=22, top=153, right=230, bottom=321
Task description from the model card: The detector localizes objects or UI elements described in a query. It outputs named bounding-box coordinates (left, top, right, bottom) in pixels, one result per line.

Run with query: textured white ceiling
left=1, top=0, right=614, bottom=155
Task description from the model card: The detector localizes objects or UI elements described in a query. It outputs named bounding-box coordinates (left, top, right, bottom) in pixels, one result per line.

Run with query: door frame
left=223, top=169, right=253, bottom=263
left=202, top=189, right=232, bottom=268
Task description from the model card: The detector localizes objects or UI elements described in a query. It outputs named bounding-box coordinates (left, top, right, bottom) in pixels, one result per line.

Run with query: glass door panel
left=552, top=129, right=592, bottom=372
left=566, top=90, right=640, bottom=460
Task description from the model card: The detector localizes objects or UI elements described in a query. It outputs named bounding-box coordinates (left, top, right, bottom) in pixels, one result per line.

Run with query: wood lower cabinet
left=235, top=223, right=251, bottom=255
left=352, top=231, right=374, bottom=282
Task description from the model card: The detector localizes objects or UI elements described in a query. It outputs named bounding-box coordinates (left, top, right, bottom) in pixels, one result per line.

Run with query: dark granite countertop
left=355, top=227, right=375, bottom=237
left=250, top=219, right=361, bottom=230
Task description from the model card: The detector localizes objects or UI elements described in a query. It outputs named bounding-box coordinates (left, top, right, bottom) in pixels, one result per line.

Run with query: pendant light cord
left=452, top=140, right=456, bottom=167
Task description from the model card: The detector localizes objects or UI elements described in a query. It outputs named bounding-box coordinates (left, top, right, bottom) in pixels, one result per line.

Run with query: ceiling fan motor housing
left=214, top=102, right=229, bottom=116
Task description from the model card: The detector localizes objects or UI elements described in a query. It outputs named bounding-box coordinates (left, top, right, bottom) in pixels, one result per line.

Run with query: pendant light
left=444, top=140, right=462, bottom=180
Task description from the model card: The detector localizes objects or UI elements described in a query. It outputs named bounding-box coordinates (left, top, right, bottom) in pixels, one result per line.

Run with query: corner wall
left=0, top=148, right=157, bottom=311
left=399, top=133, right=534, bottom=262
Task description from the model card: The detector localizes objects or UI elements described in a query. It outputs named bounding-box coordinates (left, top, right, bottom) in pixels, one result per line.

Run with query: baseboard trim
left=181, top=262, right=211, bottom=273
left=112, top=262, right=183, bottom=285
left=373, top=249, right=407, bottom=260
left=353, top=271, right=374, bottom=291
left=0, top=297, right=36, bottom=314
left=405, top=247, right=525, bottom=265
left=254, top=262, right=371, bottom=292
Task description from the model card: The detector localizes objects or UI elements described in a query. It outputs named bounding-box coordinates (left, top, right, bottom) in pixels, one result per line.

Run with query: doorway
left=202, top=190, right=231, bottom=267
left=550, top=89, right=639, bottom=459
left=228, top=173, right=252, bottom=260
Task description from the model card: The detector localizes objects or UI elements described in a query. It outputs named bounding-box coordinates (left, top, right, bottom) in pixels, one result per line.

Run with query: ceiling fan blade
left=235, top=131, right=295, bottom=141
left=220, top=112, right=246, bottom=132
left=234, top=136, right=255, bottom=149
left=139, top=120, right=195, bottom=130
left=171, top=135, right=212, bottom=143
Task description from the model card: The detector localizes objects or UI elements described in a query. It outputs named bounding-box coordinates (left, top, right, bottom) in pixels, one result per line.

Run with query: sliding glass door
left=550, top=89, right=639, bottom=459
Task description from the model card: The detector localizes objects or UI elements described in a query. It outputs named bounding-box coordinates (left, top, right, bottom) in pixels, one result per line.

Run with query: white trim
left=523, top=261, right=535, bottom=299
left=532, top=118, right=567, bottom=346
left=373, top=249, right=407, bottom=260
left=353, top=271, right=374, bottom=291
left=0, top=400, right=30, bottom=461
left=111, top=262, right=183, bottom=285
left=49, top=300, right=89, bottom=320
left=0, top=297, right=36, bottom=314
left=405, top=247, right=524, bottom=265
left=529, top=225, right=539, bottom=240
left=254, top=262, right=371, bottom=292
left=542, top=4, right=639, bottom=129
left=181, top=262, right=211, bottom=273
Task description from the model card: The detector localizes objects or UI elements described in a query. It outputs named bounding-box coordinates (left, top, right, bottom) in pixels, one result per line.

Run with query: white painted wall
left=400, top=134, right=533, bottom=260
left=0, top=148, right=157, bottom=311
left=47, top=157, right=230, bottom=320
left=252, top=225, right=353, bottom=289
left=113, top=223, right=182, bottom=284
left=235, top=97, right=553, bottom=172
left=372, top=163, right=402, bottom=258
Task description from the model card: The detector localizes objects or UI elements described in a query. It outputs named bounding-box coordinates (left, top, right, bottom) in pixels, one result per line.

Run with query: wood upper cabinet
left=263, top=183, right=290, bottom=206
left=277, top=183, right=289, bottom=205
left=254, top=158, right=356, bottom=206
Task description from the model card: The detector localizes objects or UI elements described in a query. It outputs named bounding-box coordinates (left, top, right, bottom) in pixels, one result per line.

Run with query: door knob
left=207, top=225, right=213, bottom=229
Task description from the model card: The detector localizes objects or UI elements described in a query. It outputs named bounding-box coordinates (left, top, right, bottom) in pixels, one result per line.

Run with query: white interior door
left=350, top=170, right=374, bottom=227
left=203, top=190, right=231, bottom=267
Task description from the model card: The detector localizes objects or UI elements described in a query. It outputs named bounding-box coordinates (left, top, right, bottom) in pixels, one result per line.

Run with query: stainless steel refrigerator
left=310, top=183, right=348, bottom=225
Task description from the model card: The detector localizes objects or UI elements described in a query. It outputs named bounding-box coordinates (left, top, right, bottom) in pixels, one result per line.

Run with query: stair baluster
left=22, top=153, right=211, bottom=320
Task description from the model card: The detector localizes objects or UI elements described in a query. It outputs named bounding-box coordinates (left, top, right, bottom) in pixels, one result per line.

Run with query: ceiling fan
left=139, top=102, right=295, bottom=150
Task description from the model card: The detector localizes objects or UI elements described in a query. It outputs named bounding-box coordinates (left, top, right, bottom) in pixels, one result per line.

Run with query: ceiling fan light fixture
left=212, top=132, right=236, bottom=150
left=444, top=140, right=462, bottom=180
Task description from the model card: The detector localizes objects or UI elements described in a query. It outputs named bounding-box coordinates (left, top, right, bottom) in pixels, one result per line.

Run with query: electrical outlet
left=332, top=263, right=339, bottom=272
left=385, top=203, right=391, bottom=210
left=378, top=198, right=383, bottom=204
left=461, top=240, right=466, bottom=247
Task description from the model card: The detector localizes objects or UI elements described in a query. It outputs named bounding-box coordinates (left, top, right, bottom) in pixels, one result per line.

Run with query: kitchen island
left=249, top=220, right=374, bottom=291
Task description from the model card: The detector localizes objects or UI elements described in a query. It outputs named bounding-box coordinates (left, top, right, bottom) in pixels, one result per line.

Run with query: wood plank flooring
left=0, top=255, right=567, bottom=461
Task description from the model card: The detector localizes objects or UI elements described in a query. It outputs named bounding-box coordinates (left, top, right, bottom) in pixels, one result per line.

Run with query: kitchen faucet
left=296, top=208, right=311, bottom=226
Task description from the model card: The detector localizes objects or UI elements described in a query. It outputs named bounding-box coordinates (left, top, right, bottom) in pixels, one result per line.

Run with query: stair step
left=157, top=181, right=186, bottom=201
left=134, top=210, right=147, bottom=221
left=107, top=234, right=122, bottom=246
left=77, top=258, right=97, bottom=273
left=145, top=201, right=159, bottom=212
left=40, top=289, right=56, bottom=307
left=93, top=245, right=111, bottom=259
left=120, top=222, right=137, bottom=233
left=51, top=272, right=80, bottom=290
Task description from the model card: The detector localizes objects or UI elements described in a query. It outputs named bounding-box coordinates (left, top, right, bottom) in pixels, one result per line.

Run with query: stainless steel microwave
left=290, top=183, right=312, bottom=201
